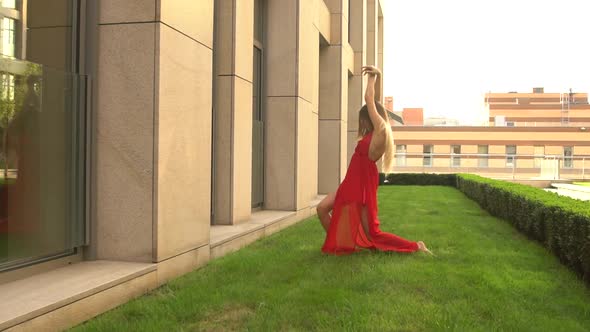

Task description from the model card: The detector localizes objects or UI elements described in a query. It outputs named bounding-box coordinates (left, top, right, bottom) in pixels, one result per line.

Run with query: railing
left=393, top=152, right=588, bottom=180
left=499, top=122, right=590, bottom=127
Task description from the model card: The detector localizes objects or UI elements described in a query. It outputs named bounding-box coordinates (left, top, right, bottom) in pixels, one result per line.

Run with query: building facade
left=402, top=108, right=424, bottom=126
left=0, top=1, right=385, bottom=330
left=487, top=88, right=590, bottom=127
left=393, top=89, right=590, bottom=180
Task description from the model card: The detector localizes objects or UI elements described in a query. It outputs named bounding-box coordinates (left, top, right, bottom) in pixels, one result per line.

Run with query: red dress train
left=321, top=132, right=419, bottom=255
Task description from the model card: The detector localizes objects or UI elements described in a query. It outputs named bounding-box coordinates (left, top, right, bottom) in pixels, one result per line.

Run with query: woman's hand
left=362, top=65, right=381, bottom=77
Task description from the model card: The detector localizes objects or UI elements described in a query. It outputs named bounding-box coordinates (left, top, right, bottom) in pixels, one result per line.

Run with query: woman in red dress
left=318, top=66, right=432, bottom=255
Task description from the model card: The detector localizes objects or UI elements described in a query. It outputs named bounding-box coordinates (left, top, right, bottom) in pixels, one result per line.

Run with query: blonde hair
left=358, top=102, right=395, bottom=174
left=381, top=122, right=395, bottom=174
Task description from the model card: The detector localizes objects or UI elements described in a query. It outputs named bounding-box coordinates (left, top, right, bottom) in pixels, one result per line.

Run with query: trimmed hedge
left=456, top=174, right=590, bottom=283
left=382, top=173, right=457, bottom=187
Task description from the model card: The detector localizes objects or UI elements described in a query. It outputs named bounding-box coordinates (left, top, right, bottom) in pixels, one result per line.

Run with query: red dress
left=322, top=132, right=419, bottom=255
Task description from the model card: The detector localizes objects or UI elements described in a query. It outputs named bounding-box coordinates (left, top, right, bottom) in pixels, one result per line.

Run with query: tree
left=0, top=61, right=41, bottom=179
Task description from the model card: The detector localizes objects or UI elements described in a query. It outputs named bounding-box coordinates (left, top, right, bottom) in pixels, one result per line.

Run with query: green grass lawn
left=574, top=182, right=590, bottom=187
left=72, top=186, right=590, bottom=332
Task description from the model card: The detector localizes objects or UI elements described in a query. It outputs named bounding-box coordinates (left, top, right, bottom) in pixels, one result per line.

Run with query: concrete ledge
left=3, top=199, right=325, bottom=331
left=508, top=179, right=572, bottom=188
left=550, top=183, right=590, bottom=201
left=552, top=183, right=590, bottom=193
left=156, top=245, right=210, bottom=286
left=0, top=261, right=156, bottom=331
left=210, top=210, right=295, bottom=259
left=210, top=199, right=323, bottom=260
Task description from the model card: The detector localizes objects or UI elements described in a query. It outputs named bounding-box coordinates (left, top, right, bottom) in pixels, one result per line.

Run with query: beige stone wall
left=156, top=2, right=213, bottom=261
left=213, top=0, right=253, bottom=225
left=89, top=0, right=383, bottom=260
left=94, top=2, right=157, bottom=262
left=93, top=1, right=213, bottom=262
left=318, top=0, right=349, bottom=195
left=347, top=0, right=367, bottom=164
left=1, top=1, right=388, bottom=327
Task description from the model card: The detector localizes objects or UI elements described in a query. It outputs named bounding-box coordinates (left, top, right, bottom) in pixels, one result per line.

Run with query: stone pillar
left=366, top=0, right=378, bottom=66
left=347, top=0, right=367, bottom=163
left=93, top=1, right=214, bottom=264
left=213, top=0, right=253, bottom=225
left=94, top=1, right=158, bottom=263
left=265, top=0, right=321, bottom=210
left=378, top=9, right=384, bottom=79
left=318, top=0, right=349, bottom=194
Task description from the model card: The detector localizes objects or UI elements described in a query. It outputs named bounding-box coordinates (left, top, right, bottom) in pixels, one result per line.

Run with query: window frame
left=450, top=144, right=461, bottom=168
left=563, top=146, right=573, bottom=169
left=423, top=144, right=433, bottom=167
left=506, top=145, right=516, bottom=168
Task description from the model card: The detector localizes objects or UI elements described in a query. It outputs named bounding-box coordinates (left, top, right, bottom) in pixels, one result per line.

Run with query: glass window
left=396, top=144, right=406, bottom=167
left=1, top=17, right=16, bottom=58
left=506, top=145, right=516, bottom=167
left=534, top=146, right=544, bottom=168
left=254, top=0, right=263, bottom=44
left=451, top=145, right=461, bottom=167
left=252, top=0, right=264, bottom=208
left=478, top=145, right=488, bottom=168
left=1, top=0, right=16, bottom=9
left=0, top=1, right=85, bottom=271
left=563, top=146, right=573, bottom=168
left=423, top=145, right=433, bottom=167
left=348, top=0, right=351, bottom=43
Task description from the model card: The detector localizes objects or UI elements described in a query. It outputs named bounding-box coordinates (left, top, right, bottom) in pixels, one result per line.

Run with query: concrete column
left=366, top=0, right=378, bottom=66
left=93, top=1, right=159, bottom=263
left=265, top=1, right=298, bottom=210
left=298, top=0, right=320, bottom=206
left=93, top=1, right=214, bottom=263
left=347, top=0, right=367, bottom=163
left=318, top=0, right=348, bottom=195
left=155, top=1, right=214, bottom=262
left=378, top=8, right=384, bottom=77
left=265, top=0, right=322, bottom=209
left=213, top=0, right=254, bottom=225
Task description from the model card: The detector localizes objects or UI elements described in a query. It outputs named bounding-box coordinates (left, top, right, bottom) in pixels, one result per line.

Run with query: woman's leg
left=361, top=206, right=420, bottom=252
left=417, top=241, right=434, bottom=255
left=360, top=206, right=372, bottom=241
left=317, top=192, right=336, bottom=232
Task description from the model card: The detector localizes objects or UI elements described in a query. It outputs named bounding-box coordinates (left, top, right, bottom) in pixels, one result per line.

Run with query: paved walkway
left=546, top=183, right=590, bottom=201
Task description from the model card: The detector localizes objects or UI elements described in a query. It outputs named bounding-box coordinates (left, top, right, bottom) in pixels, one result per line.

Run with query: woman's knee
left=317, top=201, right=330, bottom=215
left=318, top=193, right=335, bottom=215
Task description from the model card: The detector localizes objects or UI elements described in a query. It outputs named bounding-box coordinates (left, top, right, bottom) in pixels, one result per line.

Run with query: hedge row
left=456, top=174, right=590, bottom=283
left=381, top=173, right=457, bottom=187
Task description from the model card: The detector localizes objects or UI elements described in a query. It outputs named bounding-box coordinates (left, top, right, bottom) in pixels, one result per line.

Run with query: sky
left=381, top=0, right=590, bottom=125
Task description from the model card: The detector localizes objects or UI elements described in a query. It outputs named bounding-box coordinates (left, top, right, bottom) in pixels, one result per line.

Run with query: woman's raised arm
left=362, top=66, right=387, bottom=131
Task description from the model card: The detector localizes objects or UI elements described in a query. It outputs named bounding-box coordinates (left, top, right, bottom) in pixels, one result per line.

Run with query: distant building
left=392, top=88, right=590, bottom=180
left=486, top=88, right=590, bottom=127
left=384, top=96, right=394, bottom=112
left=402, top=108, right=424, bottom=125
left=423, top=117, right=460, bottom=126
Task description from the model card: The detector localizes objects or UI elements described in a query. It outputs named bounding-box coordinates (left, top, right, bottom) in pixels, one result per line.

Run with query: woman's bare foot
left=417, top=241, right=434, bottom=256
